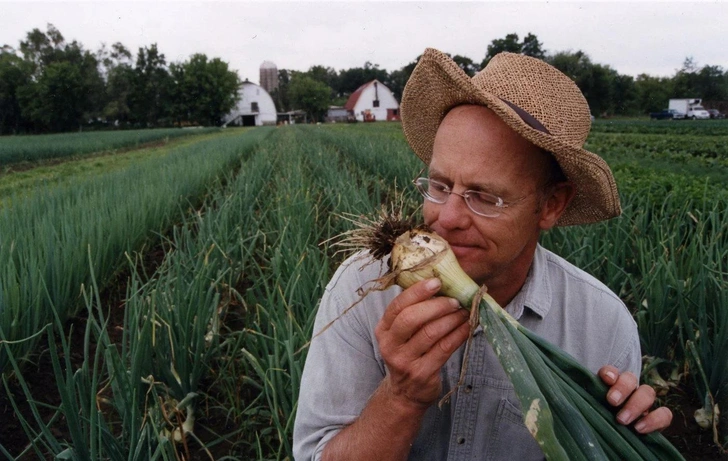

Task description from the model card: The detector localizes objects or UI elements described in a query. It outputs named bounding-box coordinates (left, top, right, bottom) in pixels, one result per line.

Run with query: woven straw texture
left=400, top=48, right=621, bottom=226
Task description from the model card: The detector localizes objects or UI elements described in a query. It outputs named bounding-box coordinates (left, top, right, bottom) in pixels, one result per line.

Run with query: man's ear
left=539, top=182, right=576, bottom=230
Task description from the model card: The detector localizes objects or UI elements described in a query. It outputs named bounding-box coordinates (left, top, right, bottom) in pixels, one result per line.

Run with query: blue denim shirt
left=293, top=245, right=641, bottom=461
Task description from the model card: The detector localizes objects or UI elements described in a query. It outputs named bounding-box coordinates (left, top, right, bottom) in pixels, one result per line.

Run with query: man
left=293, top=48, right=672, bottom=460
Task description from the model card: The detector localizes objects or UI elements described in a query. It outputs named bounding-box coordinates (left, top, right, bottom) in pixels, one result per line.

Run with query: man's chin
left=455, top=256, right=489, bottom=283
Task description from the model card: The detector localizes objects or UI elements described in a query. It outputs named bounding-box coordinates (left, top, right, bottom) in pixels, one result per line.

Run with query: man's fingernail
left=618, top=409, right=632, bottom=424
left=634, top=421, right=646, bottom=432
left=609, top=390, right=622, bottom=405
left=605, top=371, right=617, bottom=381
left=426, top=279, right=441, bottom=291
left=449, top=298, right=460, bottom=309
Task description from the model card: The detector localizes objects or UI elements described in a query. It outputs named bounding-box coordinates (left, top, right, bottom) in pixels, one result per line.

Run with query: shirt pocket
left=486, top=397, right=545, bottom=461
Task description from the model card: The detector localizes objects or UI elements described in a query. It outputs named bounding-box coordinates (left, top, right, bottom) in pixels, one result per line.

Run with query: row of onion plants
left=1, top=124, right=419, bottom=458
left=184, top=125, right=421, bottom=458
left=0, top=127, right=221, bottom=166
left=0, top=127, right=271, bottom=375
left=1, top=127, right=275, bottom=458
left=222, top=126, right=420, bottom=457
left=542, top=144, right=728, bottom=450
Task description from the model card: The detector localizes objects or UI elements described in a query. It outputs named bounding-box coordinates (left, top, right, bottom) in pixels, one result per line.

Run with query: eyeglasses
left=413, top=177, right=529, bottom=218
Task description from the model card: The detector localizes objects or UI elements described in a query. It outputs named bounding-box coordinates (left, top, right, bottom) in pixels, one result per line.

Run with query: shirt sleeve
left=292, top=254, right=395, bottom=461
left=607, top=300, right=643, bottom=379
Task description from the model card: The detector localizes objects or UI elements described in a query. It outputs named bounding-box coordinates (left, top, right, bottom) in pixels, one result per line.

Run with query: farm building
left=344, top=80, right=400, bottom=122
left=223, top=80, right=277, bottom=127
left=326, top=106, right=350, bottom=123
left=277, top=110, right=308, bottom=125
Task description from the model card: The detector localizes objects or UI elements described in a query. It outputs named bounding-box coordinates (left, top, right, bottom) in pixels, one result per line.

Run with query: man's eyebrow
left=471, top=182, right=510, bottom=198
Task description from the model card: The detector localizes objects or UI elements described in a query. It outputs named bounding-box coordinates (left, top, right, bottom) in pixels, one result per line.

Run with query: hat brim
left=401, top=48, right=621, bottom=226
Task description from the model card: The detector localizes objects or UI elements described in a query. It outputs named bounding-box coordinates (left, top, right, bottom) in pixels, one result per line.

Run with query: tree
left=610, top=73, right=638, bottom=115
left=97, top=42, right=132, bottom=78
left=0, top=48, right=29, bottom=134
left=5, top=24, right=255, bottom=132
left=337, top=62, right=388, bottom=97
left=671, top=57, right=728, bottom=102
left=269, top=69, right=291, bottom=112
left=129, top=44, right=173, bottom=127
left=671, top=57, right=700, bottom=98
left=386, top=56, right=420, bottom=101
left=306, top=65, right=339, bottom=94
left=521, top=33, right=546, bottom=60
left=481, top=33, right=522, bottom=68
left=452, top=55, right=478, bottom=77
left=581, top=63, right=617, bottom=116
left=12, top=24, right=103, bottom=132
left=18, top=61, right=88, bottom=132
left=104, top=63, right=134, bottom=124
left=481, top=32, right=546, bottom=69
left=169, top=53, right=240, bottom=126
left=288, top=74, right=331, bottom=122
left=634, top=74, right=673, bottom=113
left=63, top=40, right=105, bottom=124
left=695, top=65, right=727, bottom=102
left=18, top=23, right=65, bottom=79
left=548, top=50, right=617, bottom=116
left=97, top=42, right=133, bottom=122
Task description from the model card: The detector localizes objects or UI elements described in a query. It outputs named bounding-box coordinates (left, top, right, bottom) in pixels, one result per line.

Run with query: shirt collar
left=504, top=244, right=552, bottom=320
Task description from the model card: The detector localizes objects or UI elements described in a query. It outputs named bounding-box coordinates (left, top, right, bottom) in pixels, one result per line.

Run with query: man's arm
left=322, top=278, right=470, bottom=461
left=321, top=377, right=428, bottom=461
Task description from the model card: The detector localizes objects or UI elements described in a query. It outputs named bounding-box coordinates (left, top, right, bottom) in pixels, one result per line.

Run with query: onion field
left=0, top=121, right=727, bottom=459
left=0, top=128, right=222, bottom=167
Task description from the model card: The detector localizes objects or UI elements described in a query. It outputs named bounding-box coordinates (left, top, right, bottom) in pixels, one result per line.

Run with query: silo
left=260, top=61, right=279, bottom=93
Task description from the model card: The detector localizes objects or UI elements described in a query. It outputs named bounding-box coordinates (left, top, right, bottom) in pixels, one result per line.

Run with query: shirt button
left=464, top=385, right=473, bottom=394
left=457, top=437, right=466, bottom=444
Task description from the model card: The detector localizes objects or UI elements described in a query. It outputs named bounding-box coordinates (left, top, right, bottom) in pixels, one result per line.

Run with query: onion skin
left=390, top=229, right=480, bottom=308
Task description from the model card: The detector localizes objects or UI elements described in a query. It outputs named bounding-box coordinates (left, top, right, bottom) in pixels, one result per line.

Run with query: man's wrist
left=377, top=376, right=434, bottom=417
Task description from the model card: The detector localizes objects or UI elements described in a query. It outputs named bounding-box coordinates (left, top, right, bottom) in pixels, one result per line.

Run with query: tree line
left=2, top=26, right=728, bottom=134
left=0, top=24, right=240, bottom=134
left=279, top=33, right=728, bottom=122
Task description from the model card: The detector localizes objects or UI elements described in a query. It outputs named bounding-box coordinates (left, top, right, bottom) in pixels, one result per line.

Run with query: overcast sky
left=1, top=1, right=725, bottom=84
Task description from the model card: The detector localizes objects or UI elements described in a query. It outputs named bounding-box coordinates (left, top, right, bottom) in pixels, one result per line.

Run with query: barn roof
left=344, top=80, right=380, bottom=111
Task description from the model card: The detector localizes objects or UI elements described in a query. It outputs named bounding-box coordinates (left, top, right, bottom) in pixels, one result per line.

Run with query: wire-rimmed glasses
left=413, top=177, right=529, bottom=218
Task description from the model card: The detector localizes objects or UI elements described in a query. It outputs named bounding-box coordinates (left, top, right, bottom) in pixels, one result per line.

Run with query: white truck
left=668, top=99, right=711, bottom=120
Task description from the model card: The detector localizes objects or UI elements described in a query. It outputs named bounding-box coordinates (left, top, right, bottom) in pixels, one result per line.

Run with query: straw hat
left=400, top=47, right=621, bottom=226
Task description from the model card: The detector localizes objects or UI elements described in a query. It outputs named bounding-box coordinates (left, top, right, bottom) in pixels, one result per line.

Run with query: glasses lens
left=465, top=191, right=502, bottom=217
left=415, top=178, right=448, bottom=203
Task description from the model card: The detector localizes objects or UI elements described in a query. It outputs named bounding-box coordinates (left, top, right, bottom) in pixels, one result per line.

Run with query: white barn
left=223, top=80, right=277, bottom=127
left=344, top=80, right=400, bottom=122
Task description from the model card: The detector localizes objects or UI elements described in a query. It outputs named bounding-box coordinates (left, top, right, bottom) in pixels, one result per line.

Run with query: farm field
left=0, top=127, right=222, bottom=167
left=1, top=121, right=727, bottom=459
left=0, top=129, right=244, bottom=204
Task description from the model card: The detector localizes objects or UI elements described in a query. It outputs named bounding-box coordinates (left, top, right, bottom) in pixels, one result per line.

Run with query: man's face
left=423, top=105, right=555, bottom=296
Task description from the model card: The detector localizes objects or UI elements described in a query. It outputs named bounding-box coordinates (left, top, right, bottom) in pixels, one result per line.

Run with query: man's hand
left=322, top=278, right=471, bottom=461
left=375, top=278, right=471, bottom=408
left=599, top=366, right=673, bottom=433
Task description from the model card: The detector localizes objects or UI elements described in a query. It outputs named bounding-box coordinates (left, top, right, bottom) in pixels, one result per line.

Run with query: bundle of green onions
left=343, top=211, right=684, bottom=460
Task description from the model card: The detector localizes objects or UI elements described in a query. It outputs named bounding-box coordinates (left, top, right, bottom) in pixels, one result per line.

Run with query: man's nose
left=436, top=191, right=471, bottom=229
